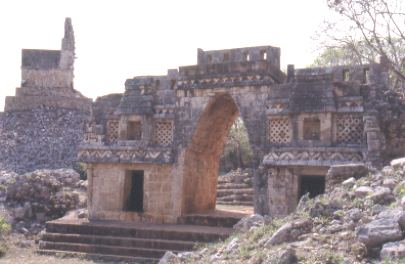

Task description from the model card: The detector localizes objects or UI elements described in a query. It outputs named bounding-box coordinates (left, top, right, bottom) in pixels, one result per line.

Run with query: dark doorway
left=124, top=170, right=144, bottom=212
left=299, top=175, right=325, bottom=198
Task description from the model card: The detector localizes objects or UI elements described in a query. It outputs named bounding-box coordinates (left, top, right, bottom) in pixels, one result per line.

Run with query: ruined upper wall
left=197, top=45, right=280, bottom=68
left=22, top=49, right=61, bottom=70
left=21, top=18, right=75, bottom=90
left=6, top=18, right=91, bottom=113
left=0, top=18, right=92, bottom=173
left=177, top=46, right=286, bottom=89
left=117, top=70, right=178, bottom=116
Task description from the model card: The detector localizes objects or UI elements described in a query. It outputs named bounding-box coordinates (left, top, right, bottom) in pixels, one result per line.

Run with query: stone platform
left=38, top=208, right=249, bottom=263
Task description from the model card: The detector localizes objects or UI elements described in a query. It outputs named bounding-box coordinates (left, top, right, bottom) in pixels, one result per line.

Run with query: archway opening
left=181, top=93, right=253, bottom=215
left=216, top=118, right=254, bottom=210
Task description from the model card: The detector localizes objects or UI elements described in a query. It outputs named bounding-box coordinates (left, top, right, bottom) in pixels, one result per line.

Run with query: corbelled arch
left=179, top=92, right=258, bottom=214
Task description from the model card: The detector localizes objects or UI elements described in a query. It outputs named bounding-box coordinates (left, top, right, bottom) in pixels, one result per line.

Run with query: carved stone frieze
left=78, top=146, right=173, bottom=164
left=263, top=147, right=364, bottom=166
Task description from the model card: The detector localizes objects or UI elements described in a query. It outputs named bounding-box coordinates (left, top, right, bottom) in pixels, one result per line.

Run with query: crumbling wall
left=374, top=88, right=405, bottom=162
left=0, top=112, right=4, bottom=131
left=0, top=107, right=90, bottom=173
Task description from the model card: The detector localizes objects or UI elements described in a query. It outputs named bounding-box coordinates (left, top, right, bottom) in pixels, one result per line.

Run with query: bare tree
left=316, top=0, right=405, bottom=90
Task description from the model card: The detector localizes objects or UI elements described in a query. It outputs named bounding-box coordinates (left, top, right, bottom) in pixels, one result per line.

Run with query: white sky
left=0, top=0, right=331, bottom=110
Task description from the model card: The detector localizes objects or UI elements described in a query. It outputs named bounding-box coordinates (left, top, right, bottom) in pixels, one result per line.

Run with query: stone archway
left=181, top=93, right=245, bottom=214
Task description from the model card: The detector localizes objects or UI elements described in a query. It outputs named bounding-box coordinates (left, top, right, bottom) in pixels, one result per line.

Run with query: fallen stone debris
left=0, top=169, right=86, bottom=237
left=162, top=158, right=405, bottom=263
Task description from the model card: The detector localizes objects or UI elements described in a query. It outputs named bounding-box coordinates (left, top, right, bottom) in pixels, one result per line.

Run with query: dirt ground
left=0, top=234, right=99, bottom=264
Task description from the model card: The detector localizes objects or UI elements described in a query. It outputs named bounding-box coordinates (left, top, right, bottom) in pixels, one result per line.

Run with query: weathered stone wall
left=87, top=163, right=176, bottom=223
left=4, top=95, right=91, bottom=112
left=373, top=87, right=405, bottom=163
left=197, top=46, right=281, bottom=68
left=325, top=163, right=368, bottom=192
left=21, top=69, right=73, bottom=89
left=0, top=112, right=4, bottom=131
left=0, top=18, right=94, bottom=174
left=0, top=107, right=90, bottom=173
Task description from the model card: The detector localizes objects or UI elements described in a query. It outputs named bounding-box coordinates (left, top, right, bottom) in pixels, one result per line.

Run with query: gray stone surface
left=0, top=108, right=90, bottom=173
left=370, top=187, right=395, bottom=205
left=355, top=186, right=374, bottom=198
left=158, top=251, right=179, bottom=264
left=233, top=214, right=264, bottom=232
left=356, top=218, right=403, bottom=248
left=381, top=240, right=405, bottom=260
left=264, top=219, right=313, bottom=246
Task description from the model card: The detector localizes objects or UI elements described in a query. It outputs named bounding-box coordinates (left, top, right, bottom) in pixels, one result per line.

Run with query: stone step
left=217, top=178, right=252, bottom=185
left=178, top=214, right=242, bottom=228
left=217, top=194, right=253, bottom=201
left=40, top=219, right=234, bottom=261
left=39, top=241, right=169, bottom=259
left=217, top=201, right=254, bottom=206
left=45, top=219, right=232, bottom=243
left=217, top=188, right=254, bottom=196
left=217, top=183, right=252, bottom=189
left=37, top=249, right=158, bottom=264
left=42, top=233, right=195, bottom=252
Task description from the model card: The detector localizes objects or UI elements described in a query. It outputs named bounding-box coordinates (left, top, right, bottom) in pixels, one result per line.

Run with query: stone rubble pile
left=0, top=169, right=86, bottom=235
left=162, top=157, right=405, bottom=263
left=0, top=108, right=89, bottom=173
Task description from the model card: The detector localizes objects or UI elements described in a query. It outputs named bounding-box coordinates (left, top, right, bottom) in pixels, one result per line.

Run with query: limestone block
left=356, top=218, right=403, bottom=248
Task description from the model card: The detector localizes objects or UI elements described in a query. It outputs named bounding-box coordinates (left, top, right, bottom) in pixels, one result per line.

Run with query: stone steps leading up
left=216, top=171, right=254, bottom=206
left=217, top=188, right=254, bottom=196
left=40, top=241, right=168, bottom=259
left=217, top=194, right=253, bottom=200
left=39, top=219, right=234, bottom=262
left=217, top=183, right=251, bottom=189
left=41, top=233, right=195, bottom=251
left=216, top=201, right=254, bottom=206
left=177, top=214, right=243, bottom=228
left=37, top=249, right=157, bottom=264
left=45, top=220, right=231, bottom=242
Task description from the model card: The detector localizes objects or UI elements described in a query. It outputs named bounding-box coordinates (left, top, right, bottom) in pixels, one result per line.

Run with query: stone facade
left=0, top=18, right=92, bottom=173
left=79, top=44, right=405, bottom=223
left=4, top=18, right=405, bottom=223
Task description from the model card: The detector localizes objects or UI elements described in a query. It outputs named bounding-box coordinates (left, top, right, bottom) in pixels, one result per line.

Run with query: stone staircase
left=216, top=169, right=254, bottom=206
left=38, top=215, right=238, bottom=263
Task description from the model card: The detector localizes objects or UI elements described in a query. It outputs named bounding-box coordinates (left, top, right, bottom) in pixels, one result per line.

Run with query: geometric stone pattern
left=336, top=114, right=363, bottom=144
left=78, top=147, right=172, bottom=164
left=268, top=117, right=291, bottom=144
left=106, top=120, right=119, bottom=143
left=153, top=121, right=173, bottom=146
left=263, top=147, right=364, bottom=166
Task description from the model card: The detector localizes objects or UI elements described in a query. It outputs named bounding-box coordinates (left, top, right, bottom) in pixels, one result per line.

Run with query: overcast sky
left=0, top=0, right=331, bottom=110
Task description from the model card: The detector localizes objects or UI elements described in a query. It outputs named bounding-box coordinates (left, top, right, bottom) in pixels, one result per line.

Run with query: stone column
left=364, top=113, right=381, bottom=164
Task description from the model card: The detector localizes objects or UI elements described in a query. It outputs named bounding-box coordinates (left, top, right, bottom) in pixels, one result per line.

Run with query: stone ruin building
left=0, top=18, right=92, bottom=173
left=78, top=44, right=402, bottom=223
left=4, top=18, right=405, bottom=261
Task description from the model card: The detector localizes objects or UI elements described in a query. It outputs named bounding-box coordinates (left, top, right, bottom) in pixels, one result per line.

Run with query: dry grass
left=0, top=234, right=99, bottom=264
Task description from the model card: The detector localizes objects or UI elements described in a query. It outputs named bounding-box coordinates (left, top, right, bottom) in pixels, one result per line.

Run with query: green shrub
left=73, top=162, right=87, bottom=180
left=0, top=217, right=10, bottom=258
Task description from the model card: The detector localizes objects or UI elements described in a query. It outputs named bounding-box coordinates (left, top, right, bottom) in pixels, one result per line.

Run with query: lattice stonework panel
left=153, top=121, right=173, bottom=146
left=106, top=120, right=119, bottom=143
left=336, top=114, right=363, bottom=144
left=268, top=117, right=291, bottom=144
